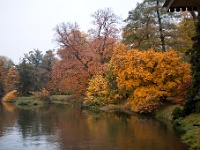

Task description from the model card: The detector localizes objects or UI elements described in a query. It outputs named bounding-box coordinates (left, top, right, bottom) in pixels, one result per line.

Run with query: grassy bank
left=155, top=105, right=200, bottom=150
left=16, top=96, right=45, bottom=108
left=13, top=94, right=83, bottom=108
left=51, top=95, right=83, bottom=104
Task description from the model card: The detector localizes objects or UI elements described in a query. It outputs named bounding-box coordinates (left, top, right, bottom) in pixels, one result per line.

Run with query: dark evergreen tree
left=16, top=59, right=35, bottom=95
left=16, top=50, right=55, bottom=95
left=40, top=50, right=56, bottom=88
left=184, top=11, right=200, bottom=115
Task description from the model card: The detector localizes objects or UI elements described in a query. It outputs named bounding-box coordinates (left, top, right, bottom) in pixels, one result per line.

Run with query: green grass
left=14, top=94, right=83, bottom=109
left=51, top=95, right=83, bottom=104
left=15, top=96, right=45, bottom=108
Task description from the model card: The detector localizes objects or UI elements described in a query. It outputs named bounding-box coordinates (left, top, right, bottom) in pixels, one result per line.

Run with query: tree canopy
left=122, top=0, right=181, bottom=52
left=111, top=44, right=191, bottom=112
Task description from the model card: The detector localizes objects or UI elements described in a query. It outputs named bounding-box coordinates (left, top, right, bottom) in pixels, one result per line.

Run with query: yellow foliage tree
left=111, top=44, right=191, bottom=112
left=84, top=75, right=109, bottom=106
left=173, top=17, right=195, bottom=53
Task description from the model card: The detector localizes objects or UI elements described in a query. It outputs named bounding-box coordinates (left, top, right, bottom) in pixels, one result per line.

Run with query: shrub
left=33, top=89, right=51, bottom=103
left=172, top=107, right=183, bottom=120
left=2, top=90, right=17, bottom=103
left=176, top=78, right=192, bottom=104
left=195, top=101, right=200, bottom=113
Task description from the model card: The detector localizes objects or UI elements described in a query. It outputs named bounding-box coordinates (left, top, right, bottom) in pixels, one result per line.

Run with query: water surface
left=0, top=102, right=187, bottom=150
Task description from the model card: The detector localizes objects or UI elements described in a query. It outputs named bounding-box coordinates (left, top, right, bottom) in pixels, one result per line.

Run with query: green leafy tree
left=24, top=49, right=44, bottom=91
left=16, top=50, right=55, bottom=95
left=41, top=50, right=56, bottom=88
left=16, top=59, right=35, bottom=95
left=122, top=0, right=181, bottom=52
left=23, top=49, right=56, bottom=91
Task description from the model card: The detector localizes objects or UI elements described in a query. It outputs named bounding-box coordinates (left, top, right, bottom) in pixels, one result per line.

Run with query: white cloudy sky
left=0, top=0, right=143, bottom=63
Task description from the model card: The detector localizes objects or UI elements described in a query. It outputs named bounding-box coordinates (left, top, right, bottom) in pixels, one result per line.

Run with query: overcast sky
left=0, top=0, right=143, bottom=63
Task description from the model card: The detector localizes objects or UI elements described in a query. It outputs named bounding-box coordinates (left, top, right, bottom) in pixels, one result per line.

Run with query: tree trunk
left=156, top=0, right=166, bottom=52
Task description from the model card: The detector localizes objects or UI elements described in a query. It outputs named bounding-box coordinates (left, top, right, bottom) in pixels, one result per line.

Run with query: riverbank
left=155, top=105, right=200, bottom=150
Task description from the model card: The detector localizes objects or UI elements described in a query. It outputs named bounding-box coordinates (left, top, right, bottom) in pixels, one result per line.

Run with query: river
left=0, top=102, right=187, bottom=150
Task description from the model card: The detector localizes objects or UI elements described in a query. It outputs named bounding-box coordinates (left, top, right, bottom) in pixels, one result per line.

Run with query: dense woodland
left=0, top=0, right=197, bottom=113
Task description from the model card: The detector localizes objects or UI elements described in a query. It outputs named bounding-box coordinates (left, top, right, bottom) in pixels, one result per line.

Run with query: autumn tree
left=0, top=56, right=13, bottom=72
left=84, top=75, right=109, bottom=106
left=172, top=13, right=195, bottom=54
left=51, top=8, right=120, bottom=94
left=4, top=66, right=19, bottom=93
left=0, top=56, right=14, bottom=96
left=84, top=68, right=122, bottom=106
left=52, top=22, right=91, bottom=94
left=88, top=8, right=120, bottom=69
left=111, top=44, right=191, bottom=112
left=0, top=60, right=5, bottom=96
left=122, top=0, right=181, bottom=52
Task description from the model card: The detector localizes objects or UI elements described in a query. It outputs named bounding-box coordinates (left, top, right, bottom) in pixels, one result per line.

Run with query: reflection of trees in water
left=84, top=111, right=186, bottom=150
left=0, top=102, right=16, bottom=136
left=0, top=103, right=187, bottom=150
left=16, top=105, right=61, bottom=138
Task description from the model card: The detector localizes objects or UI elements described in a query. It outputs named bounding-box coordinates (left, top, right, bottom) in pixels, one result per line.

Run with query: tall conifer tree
left=184, top=10, right=200, bottom=115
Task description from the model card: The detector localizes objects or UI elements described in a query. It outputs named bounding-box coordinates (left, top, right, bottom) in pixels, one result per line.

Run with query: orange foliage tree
left=111, top=44, right=191, bottom=112
left=4, top=67, right=19, bottom=93
left=51, top=23, right=91, bottom=94
left=88, top=8, right=120, bottom=74
left=50, top=8, right=120, bottom=94
left=0, top=60, right=5, bottom=96
left=0, top=56, right=14, bottom=96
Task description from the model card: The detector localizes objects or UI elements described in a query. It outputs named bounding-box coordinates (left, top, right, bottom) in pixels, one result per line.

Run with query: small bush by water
left=2, top=90, right=18, bottom=103
left=172, top=107, right=183, bottom=120
left=32, top=89, right=51, bottom=104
